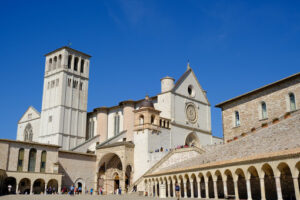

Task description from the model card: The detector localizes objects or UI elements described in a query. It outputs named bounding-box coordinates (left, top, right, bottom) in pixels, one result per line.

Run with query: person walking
left=175, top=183, right=180, bottom=200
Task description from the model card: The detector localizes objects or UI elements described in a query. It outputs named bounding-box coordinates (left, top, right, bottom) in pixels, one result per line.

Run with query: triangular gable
left=172, top=68, right=210, bottom=104
left=18, top=106, right=40, bottom=123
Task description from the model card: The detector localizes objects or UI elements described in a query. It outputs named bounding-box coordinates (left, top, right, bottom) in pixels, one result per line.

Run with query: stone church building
left=0, top=46, right=299, bottom=200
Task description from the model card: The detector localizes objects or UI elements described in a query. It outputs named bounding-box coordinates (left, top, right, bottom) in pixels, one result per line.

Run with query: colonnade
left=144, top=160, right=300, bottom=199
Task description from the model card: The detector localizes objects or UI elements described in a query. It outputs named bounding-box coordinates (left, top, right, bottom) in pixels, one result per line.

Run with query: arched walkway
left=262, top=164, right=277, bottom=200
left=18, top=178, right=30, bottom=194
left=4, top=177, right=16, bottom=194
left=278, top=163, right=296, bottom=200
left=33, top=179, right=45, bottom=194
left=125, top=165, right=132, bottom=192
left=236, top=168, right=247, bottom=199
left=47, top=179, right=58, bottom=194
left=191, top=174, right=198, bottom=198
left=248, top=166, right=261, bottom=200
left=215, top=171, right=224, bottom=198
left=207, top=173, right=214, bottom=198
left=199, top=175, right=206, bottom=198
left=168, top=177, right=173, bottom=197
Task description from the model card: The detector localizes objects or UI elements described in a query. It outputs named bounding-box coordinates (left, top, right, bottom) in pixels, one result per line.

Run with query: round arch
left=185, top=132, right=200, bottom=148
left=74, top=178, right=85, bottom=194
left=18, top=178, right=31, bottom=194
left=262, top=163, right=277, bottom=200
left=224, top=169, right=234, bottom=197
left=33, top=179, right=45, bottom=194
left=47, top=179, right=58, bottom=194
left=4, top=177, right=16, bottom=194
left=277, top=162, right=296, bottom=200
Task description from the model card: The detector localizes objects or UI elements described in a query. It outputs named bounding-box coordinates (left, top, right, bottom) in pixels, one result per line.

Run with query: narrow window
left=67, top=78, right=72, bottom=87
left=114, top=114, right=120, bottom=135
left=58, top=54, right=62, bottom=68
left=68, top=55, right=72, bottom=69
left=80, top=59, right=85, bottom=73
left=40, top=151, right=47, bottom=172
left=48, top=59, right=52, bottom=71
left=73, top=80, right=78, bottom=89
left=53, top=56, right=57, bottom=70
left=74, top=57, right=79, bottom=71
left=17, top=148, right=24, bottom=171
left=151, top=115, right=155, bottom=124
left=235, top=111, right=240, bottom=127
left=289, top=93, right=296, bottom=111
left=139, top=115, right=144, bottom=125
left=261, top=102, right=267, bottom=119
left=28, top=148, right=37, bottom=172
left=79, top=82, right=83, bottom=90
left=24, top=124, right=33, bottom=141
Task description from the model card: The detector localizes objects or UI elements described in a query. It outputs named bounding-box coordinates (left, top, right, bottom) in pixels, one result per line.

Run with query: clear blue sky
left=0, top=0, right=299, bottom=140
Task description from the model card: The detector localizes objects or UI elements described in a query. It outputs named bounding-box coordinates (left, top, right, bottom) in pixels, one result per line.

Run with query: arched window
left=139, top=115, right=144, bottom=125
left=235, top=111, right=240, bottom=127
left=74, top=57, right=79, bottom=71
left=17, top=148, right=24, bottom=171
left=40, top=151, right=47, bottom=172
left=28, top=148, right=37, bottom=172
left=289, top=93, right=296, bottom=111
left=53, top=56, right=57, bottom=70
left=261, top=101, right=267, bottom=119
left=24, top=124, right=33, bottom=142
left=58, top=54, right=62, bottom=68
left=151, top=115, right=155, bottom=124
left=68, top=55, right=72, bottom=69
left=114, top=114, right=120, bottom=135
left=48, top=59, right=52, bottom=71
left=80, top=59, right=85, bottom=73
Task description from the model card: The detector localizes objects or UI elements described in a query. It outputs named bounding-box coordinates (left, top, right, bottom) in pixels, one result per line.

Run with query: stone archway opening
left=179, top=176, right=184, bottom=198
left=4, top=177, right=16, bottom=194
left=169, top=178, right=173, bottom=197
left=236, top=169, right=247, bottom=199
left=207, top=173, right=214, bottom=198
left=215, top=171, right=224, bottom=198
left=18, top=178, right=31, bottom=194
left=97, top=153, right=123, bottom=194
left=185, top=132, right=200, bottom=148
left=47, top=179, right=58, bottom=194
left=262, top=164, right=277, bottom=200
left=248, top=166, right=261, bottom=200
left=278, top=162, right=296, bottom=200
left=33, top=179, right=45, bottom=194
left=199, top=175, right=206, bottom=198
left=225, top=170, right=235, bottom=197
left=191, top=174, right=198, bottom=198
left=125, top=165, right=132, bottom=192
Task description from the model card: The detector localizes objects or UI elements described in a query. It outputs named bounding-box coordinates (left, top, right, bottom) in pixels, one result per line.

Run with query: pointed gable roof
left=171, top=67, right=210, bottom=105
left=18, top=106, right=41, bottom=123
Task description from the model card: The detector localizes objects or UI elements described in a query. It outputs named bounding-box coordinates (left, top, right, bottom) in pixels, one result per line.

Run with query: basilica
left=0, top=46, right=299, bottom=200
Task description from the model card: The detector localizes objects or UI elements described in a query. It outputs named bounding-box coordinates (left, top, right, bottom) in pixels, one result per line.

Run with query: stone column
left=213, top=180, right=218, bottom=199
left=183, top=181, right=187, bottom=198
left=275, top=176, right=283, bottom=200
left=234, top=180, right=239, bottom=200
left=173, top=182, right=176, bottom=198
left=223, top=180, right=228, bottom=199
left=58, top=184, right=61, bottom=194
left=44, top=185, right=47, bottom=195
left=30, top=182, right=34, bottom=195
left=16, top=181, right=19, bottom=194
left=191, top=181, right=194, bottom=198
left=198, top=181, right=201, bottom=199
left=293, top=177, right=300, bottom=200
left=260, top=178, right=266, bottom=200
left=246, top=178, right=252, bottom=200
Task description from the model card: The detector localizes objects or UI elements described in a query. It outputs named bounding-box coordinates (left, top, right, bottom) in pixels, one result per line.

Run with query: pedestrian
left=175, top=182, right=180, bottom=200
left=7, top=184, right=12, bottom=194
left=90, top=188, right=93, bottom=195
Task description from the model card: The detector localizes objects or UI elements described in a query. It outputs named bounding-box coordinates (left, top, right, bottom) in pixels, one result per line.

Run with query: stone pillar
left=30, top=182, right=34, bottom=195
left=183, top=181, right=187, bottom=198
left=190, top=181, right=194, bottom=198
left=293, top=177, right=300, bottom=200
left=246, top=178, right=252, bottom=200
left=44, top=185, right=47, bottom=195
left=58, top=184, right=61, bottom=194
left=173, top=182, right=176, bottom=198
left=260, top=178, right=266, bottom=200
left=198, top=181, right=201, bottom=199
left=234, top=180, right=239, bottom=200
left=275, top=176, right=283, bottom=200
left=223, top=180, right=228, bottom=199
left=213, top=180, right=218, bottom=199
left=16, top=181, right=19, bottom=194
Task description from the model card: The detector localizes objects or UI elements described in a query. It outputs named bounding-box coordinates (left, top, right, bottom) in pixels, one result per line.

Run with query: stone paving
left=0, top=194, right=212, bottom=200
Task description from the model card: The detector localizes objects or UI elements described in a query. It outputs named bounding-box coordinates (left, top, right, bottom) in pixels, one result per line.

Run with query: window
left=17, top=148, right=24, bottom=171
left=289, top=93, right=296, bottom=111
left=56, top=79, right=59, bottom=87
left=114, top=114, right=120, bottom=135
left=261, top=102, right=267, bottom=119
left=80, top=59, right=85, bottom=73
left=139, top=115, right=144, bottom=125
left=79, top=82, right=83, bottom=90
left=48, top=116, right=52, bottom=122
left=73, top=80, right=78, bottom=89
left=51, top=80, right=55, bottom=88
left=188, top=85, right=195, bottom=97
left=151, top=115, right=155, bottom=124
left=28, top=149, right=37, bottom=172
left=58, top=54, right=62, bottom=68
left=40, top=151, right=47, bottom=172
left=24, top=124, right=33, bottom=141
left=74, top=57, right=79, bottom=71
left=235, top=111, right=240, bottom=127
left=48, top=59, right=52, bottom=71
left=67, top=78, right=72, bottom=87
left=68, top=55, right=72, bottom=69
left=53, top=56, right=57, bottom=70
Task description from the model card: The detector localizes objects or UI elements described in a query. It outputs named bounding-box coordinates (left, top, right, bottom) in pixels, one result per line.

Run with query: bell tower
left=39, top=46, right=91, bottom=150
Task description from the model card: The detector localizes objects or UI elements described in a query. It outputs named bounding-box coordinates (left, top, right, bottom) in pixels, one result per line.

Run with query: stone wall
left=221, top=76, right=300, bottom=142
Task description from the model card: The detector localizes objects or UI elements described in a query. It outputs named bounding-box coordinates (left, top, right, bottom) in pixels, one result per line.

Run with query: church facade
left=0, top=46, right=222, bottom=195
left=0, top=46, right=299, bottom=199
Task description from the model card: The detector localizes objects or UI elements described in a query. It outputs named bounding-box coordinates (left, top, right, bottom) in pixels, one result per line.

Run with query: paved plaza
left=0, top=194, right=212, bottom=200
